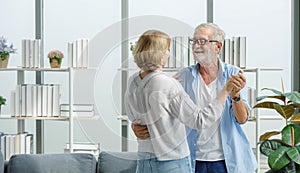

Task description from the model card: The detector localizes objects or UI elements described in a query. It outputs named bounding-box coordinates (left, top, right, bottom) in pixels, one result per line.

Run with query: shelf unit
left=0, top=67, right=76, bottom=153
left=243, top=67, right=283, bottom=173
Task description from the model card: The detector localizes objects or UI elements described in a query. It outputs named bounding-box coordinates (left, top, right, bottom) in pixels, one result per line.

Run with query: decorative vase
left=49, top=57, right=62, bottom=68
left=0, top=54, right=9, bottom=68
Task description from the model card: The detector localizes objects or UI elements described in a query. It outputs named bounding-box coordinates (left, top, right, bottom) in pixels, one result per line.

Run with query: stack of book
left=248, top=87, right=257, bottom=119
left=60, top=104, right=94, bottom=117
left=68, top=39, right=89, bottom=68
left=21, top=39, right=41, bottom=68
left=0, top=132, right=33, bottom=160
left=167, top=36, right=195, bottom=68
left=64, top=142, right=100, bottom=157
left=220, top=36, right=247, bottom=68
left=10, top=84, right=60, bottom=117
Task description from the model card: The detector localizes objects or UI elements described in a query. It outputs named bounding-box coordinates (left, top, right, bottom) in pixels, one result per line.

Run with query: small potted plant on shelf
left=0, top=96, right=6, bottom=114
left=253, top=86, right=300, bottom=172
left=48, top=50, right=64, bottom=68
left=0, top=36, right=17, bottom=68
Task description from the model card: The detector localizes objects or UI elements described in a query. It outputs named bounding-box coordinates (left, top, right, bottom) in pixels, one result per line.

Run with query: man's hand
left=230, top=70, right=246, bottom=98
left=132, top=119, right=149, bottom=139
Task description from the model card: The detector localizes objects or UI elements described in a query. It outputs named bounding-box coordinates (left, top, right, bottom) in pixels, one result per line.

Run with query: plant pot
left=49, top=57, right=62, bottom=68
left=0, top=54, right=9, bottom=68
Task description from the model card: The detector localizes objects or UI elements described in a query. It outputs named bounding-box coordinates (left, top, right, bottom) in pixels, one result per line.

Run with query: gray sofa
left=0, top=151, right=137, bottom=173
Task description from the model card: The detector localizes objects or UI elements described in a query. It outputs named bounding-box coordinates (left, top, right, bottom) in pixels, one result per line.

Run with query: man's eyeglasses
left=189, top=38, right=219, bottom=45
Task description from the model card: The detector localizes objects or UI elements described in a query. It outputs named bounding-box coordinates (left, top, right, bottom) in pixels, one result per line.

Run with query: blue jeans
left=195, top=160, right=227, bottom=173
left=136, top=152, right=192, bottom=173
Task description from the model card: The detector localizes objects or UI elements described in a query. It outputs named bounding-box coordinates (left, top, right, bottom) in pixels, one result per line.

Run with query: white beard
left=193, top=47, right=215, bottom=65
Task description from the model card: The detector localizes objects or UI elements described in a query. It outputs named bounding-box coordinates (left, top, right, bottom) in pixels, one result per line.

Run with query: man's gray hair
left=194, top=23, right=226, bottom=42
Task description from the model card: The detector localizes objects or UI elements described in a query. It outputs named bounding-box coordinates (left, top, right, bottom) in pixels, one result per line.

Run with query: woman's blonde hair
left=134, top=30, right=171, bottom=71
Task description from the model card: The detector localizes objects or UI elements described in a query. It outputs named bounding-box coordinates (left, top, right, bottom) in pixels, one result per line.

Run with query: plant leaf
left=260, top=131, right=281, bottom=141
left=268, top=146, right=290, bottom=171
left=291, top=113, right=300, bottom=124
left=284, top=91, right=300, bottom=104
left=286, top=147, right=300, bottom=165
left=261, top=88, right=283, bottom=95
left=256, top=95, right=285, bottom=102
left=282, top=124, right=300, bottom=146
left=274, top=104, right=295, bottom=119
left=253, top=101, right=278, bottom=109
left=260, top=140, right=283, bottom=156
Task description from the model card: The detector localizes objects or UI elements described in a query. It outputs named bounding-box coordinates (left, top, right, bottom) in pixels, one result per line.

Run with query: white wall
left=0, top=0, right=292, bottom=153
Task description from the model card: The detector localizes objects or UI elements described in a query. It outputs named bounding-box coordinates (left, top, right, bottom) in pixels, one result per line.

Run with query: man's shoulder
left=223, top=62, right=240, bottom=75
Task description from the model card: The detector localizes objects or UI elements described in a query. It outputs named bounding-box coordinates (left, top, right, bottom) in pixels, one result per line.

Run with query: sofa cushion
left=98, top=151, right=137, bottom=173
left=0, top=151, right=3, bottom=173
left=7, top=153, right=96, bottom=173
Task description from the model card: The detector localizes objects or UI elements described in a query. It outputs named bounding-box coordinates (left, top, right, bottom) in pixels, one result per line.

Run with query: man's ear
left=216, top=42, right=223, bottom=53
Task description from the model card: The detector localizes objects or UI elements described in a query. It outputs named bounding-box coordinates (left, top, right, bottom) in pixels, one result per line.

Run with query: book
left=76, top=39, right=83, bottom=68
left=72, top=41, right=77, bottom=68
left=82, top=39, right=89, bottom=68
left=10, top=91, right=15, bottom=117
left=25, top=134, right=33, bottom=154
left=60, top=104, right=94, bottom=112
left=224, top=39, right=230, bottom=64
left=52, top=84, right=60, bottom=117
left=239, top=36, right=246, bottom=68
left=68, top=42, right=73, bottom=67
left=233, top=36, right=240, bottom=67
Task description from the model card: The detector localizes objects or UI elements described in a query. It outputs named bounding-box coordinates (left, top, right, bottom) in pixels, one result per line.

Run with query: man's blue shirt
left=178, top=60, right=258, bottom=173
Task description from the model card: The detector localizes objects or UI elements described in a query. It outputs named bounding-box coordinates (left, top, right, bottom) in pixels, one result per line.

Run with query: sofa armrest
left=7, top=153, right=96, bottom=173
left=98, top=151, right=137, bottom=173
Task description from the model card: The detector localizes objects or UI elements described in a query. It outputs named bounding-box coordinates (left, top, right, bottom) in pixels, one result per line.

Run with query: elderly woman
left=125, top=30, right=236, bottom=173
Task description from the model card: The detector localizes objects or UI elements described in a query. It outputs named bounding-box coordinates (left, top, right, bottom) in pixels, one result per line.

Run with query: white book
left=25, top=134, right=33, bottom=154
left=25, top=39, right=31, bottom=68
left=60, top=111, right=94, bottom=117
left=41, top=85, right=48, bottom=117
left=175, top=37, right=183, bottom=67
left=233, top=37, right=240, bottom=67
left=15, top=85, right=21, bottom=117
left=32, top=85, right=37, bottom=117
left=0, top=135, right=5, bottom=158
left=188, top=38, right=194, bottom=66
left=220, top=40, right=225, bottom=62
left=29, top=40, right=34, bottom=68
left=52, top=84, right=60, bottom=117
left=10, top=91, right=15, bottom=117
left=224, top=39, right=230, bottom=64
left=21, top=84, right=26, bottom=117
left=26, top=85, right=33, bottom=117
left=82, top=39, right=89, bottom=68
left=72, top=41, right=77, bottom=68
left=37, top=85, right=42, bottom=117
left=229, top=40, right=234, bottom=65
left=65, top=142, right=100, bottom=150
left=5, top=135, right=11, bottom=160
left=68, top=42, right=73, bottom=68
left=47, top=85, right=53, bottom=117
left=60, top=104, right=94, bottom=112
left=182, top=37, right=189, bottom=67
left=76, top=39, right=83, bottom=68
left=167, top=38, right=175, bottom=68
left=15, top=133, right=26, bottom=154
left=34, top=39, right=40, bottom=68
left=21, top=40, right=26, bottom=68
left=239, top=36, right=246, bottom=68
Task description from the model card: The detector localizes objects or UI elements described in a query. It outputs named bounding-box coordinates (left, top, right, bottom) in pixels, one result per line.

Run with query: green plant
left=48, top=50, right=64, bottom=64
left=0, top=96, right=6, bottom=113
left=253, top=87, right=300, bottom=172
